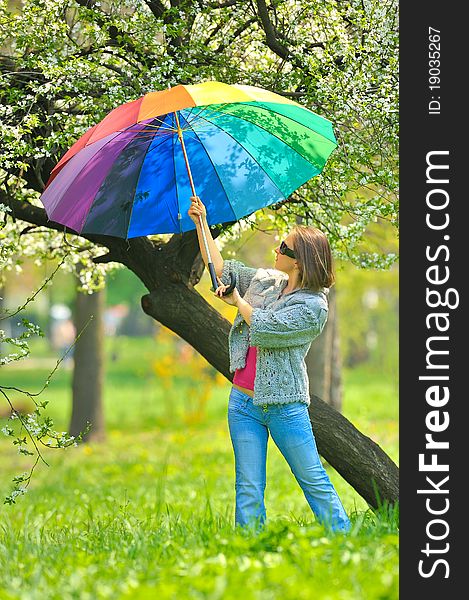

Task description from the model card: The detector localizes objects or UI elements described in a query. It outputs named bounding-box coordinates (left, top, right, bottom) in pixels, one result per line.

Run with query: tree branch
left=0, top=191, right=218, bottom=292
left=255, top=0, right=290, bottom=60
left=144, top=0, right=184, bottom=53
left=92, top=252, right=118, bottom=264
left=213, top=17, right=258, bottom=55
left=144, top=0, right=167, bottom=19
left=1, top=192, right=157, bottom=289
left=73, top=0, right=154, bottom=68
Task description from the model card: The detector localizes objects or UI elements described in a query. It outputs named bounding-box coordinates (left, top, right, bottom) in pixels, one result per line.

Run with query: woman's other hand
left=188, top=195, right=207, bottom=224
left=213, top=277, right=240, bottom=306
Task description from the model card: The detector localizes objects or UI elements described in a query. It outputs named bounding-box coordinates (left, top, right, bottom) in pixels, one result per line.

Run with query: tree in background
left=0, top=0, right=399, bottom=508
left=69, top=269, right=106, bottom=443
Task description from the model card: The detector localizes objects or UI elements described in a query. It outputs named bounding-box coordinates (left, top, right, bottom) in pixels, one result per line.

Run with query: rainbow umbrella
left=40, top=81, right=337, bottom=291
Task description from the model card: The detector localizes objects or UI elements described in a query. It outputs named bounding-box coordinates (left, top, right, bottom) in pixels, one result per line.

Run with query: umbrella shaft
left=174, top=109, right=216, bottom=285
left=198, top=214, right=213, bottom=266
left=174, top=111, right=196, bottom=196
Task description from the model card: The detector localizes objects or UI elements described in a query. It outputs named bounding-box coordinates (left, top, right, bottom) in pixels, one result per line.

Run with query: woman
left=188, top=196, right=351, bottom=533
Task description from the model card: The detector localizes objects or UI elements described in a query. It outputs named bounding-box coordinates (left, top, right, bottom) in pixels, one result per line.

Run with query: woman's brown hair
left=291, top=226, right=335, bottom=291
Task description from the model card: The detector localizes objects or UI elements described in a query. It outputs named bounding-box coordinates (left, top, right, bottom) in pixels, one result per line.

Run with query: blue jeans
left=227, top=386, right=351, bottom=533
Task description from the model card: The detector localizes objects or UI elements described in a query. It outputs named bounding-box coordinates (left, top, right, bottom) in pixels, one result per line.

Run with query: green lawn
left=0, top=337, right=398, bottom=599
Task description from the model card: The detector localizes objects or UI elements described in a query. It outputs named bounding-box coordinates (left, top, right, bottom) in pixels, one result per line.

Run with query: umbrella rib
left=136, top=114, right=179, bottom=132
left=182, top=106, right=209, bottom=128
left=183, top=106, right=237, bottom=133
left=145, top=131, right=175, bottom=156
left=129, top=117, right=177, bottom=158
left=178, top=105, right=237, bottom=132
left=119, top=130, right=174, bottom=141
left=191, top=113, right=287, bottom=218
left=184, top=106, right=247, bottom=132
left=111, top=117, right=180, bottom=143
left=114, top=127, right=176, bottom=143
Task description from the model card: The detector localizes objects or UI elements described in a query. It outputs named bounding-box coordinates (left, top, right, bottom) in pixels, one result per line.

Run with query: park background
left=0, top=222, right=398, bottom=599
left=0, top=0, right=398, bottom=599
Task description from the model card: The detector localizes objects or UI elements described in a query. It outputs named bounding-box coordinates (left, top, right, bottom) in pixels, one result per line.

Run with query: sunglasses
left=279, top=240, right=296, bottom=259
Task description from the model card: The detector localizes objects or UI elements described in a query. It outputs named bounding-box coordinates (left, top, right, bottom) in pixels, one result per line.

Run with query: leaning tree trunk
left=305, top=286, right=343, bottom=412
left=6, top=197, right=399, bottom=510
left=69, top=282, right=106, bottom=443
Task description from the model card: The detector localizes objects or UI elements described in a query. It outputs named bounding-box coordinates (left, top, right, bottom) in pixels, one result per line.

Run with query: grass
left=0, top=337, right=398, bottom=599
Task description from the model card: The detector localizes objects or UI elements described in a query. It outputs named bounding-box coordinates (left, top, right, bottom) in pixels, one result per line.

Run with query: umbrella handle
left=208, top=264, right=236, bottom=296
left=221, top=272, right=237, bottom=296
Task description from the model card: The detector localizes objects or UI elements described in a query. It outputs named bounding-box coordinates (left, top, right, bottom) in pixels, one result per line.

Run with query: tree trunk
left=69, top=283, right=106, bottom=443
left=305, top=286, right=343, bottom=411
left=6, top=198, right=399, bottom=509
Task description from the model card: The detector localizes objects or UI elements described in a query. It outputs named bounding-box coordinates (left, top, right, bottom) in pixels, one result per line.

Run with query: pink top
left=233, top=346, right=257, bottom=390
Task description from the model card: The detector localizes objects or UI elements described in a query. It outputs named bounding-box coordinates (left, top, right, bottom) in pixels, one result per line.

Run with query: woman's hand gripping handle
left=188, top=196, right=237, bottom=296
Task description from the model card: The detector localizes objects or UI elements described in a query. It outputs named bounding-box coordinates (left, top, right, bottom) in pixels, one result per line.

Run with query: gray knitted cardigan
left=220, top=259, right=329, bottom=406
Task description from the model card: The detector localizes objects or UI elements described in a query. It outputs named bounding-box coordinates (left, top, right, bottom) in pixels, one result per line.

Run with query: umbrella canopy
left=41, top=81, right=337, bottom=238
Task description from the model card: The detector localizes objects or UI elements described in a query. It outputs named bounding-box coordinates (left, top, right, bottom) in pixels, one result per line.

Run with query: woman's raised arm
left=188, top=195, right=224, bottom=277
